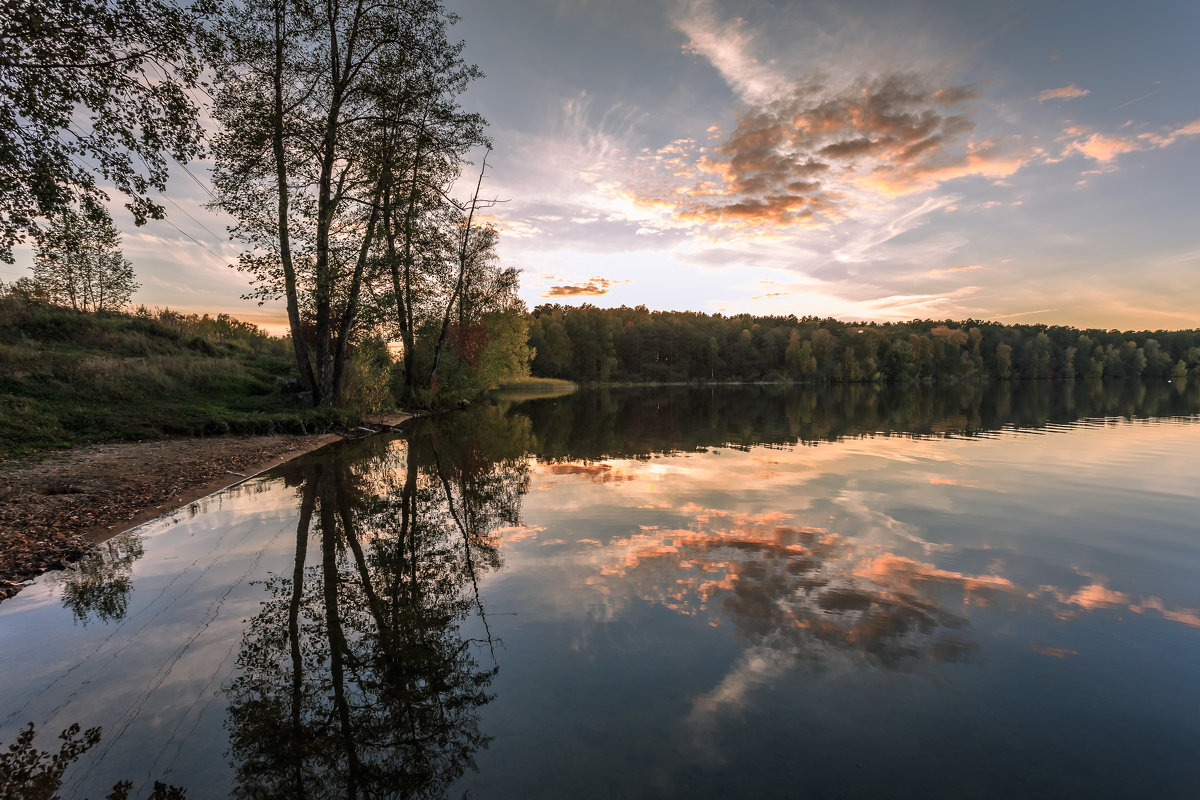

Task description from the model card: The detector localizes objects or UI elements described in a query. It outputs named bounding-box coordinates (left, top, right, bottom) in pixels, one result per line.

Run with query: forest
left=528, top=304, right=1200, bottom=384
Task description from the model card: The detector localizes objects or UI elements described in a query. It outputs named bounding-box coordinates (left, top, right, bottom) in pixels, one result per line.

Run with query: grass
left=489, top=376, right=578, bottom=402
left=0, top=295, right=358, bottom=456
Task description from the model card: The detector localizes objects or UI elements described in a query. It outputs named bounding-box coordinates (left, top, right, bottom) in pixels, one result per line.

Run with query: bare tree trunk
left=331, top=184, right=384, bottom=400
left=288, top=479, right=314, bottom=799
left=272, top=0, right=318, bottom=401
left=428, top=151, right=488, bottom=393
left=385, top=120, right=428, bottom=398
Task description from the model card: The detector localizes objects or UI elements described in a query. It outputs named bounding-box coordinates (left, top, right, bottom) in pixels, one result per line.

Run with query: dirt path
left=0, top=413, right=413, bottom=601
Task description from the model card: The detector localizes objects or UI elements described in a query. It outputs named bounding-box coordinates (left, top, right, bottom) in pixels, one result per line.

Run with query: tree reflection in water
left=225, top=407, right=531, bottom=799
left=53, top=530, right=145, bottom=625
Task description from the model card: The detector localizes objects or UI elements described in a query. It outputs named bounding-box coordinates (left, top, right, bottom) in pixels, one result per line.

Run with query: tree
left=226, top=417, right=530, bottom=797
left=0, top=0, right=207, bottom=262
left=32, top=206, right=138, bottom=311
left=210, top=0, right=485, bottom=407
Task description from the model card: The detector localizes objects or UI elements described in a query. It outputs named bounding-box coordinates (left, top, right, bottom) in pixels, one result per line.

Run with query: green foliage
left=472, top=308, right=533, bottom=391
left=0, top=0, right=206, bottom=262
left=338, top=337, right=395, bottom=417
left=0, top=287, right=369, bottom=455
left=527, top=304, right=1200, bottom=385
left=33, top=206, right=137, bottom=312
left=209, top=0, right=485, bottom=408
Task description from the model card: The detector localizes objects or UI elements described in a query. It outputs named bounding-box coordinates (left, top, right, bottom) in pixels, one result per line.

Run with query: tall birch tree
left=208, top=0, right=483, bottom=407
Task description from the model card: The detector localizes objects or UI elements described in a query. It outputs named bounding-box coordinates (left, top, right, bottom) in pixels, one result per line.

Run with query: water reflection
left=224, top=407, right=531, bottom=798
left=451, top=387, right=1200, bottom=797
left=515, top=379, right=1199, bottom=458
left=593, top=515, right=984, bottom=670
left=0, top=722, right=183, bottom=799
left=485, top=380, right=1200, bottom=675
left=2, top=383, right=1197, bottom=798
left=39, top=530, right=147, bottom=626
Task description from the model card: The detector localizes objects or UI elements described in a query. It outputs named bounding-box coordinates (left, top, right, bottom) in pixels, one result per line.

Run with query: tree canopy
left=528, top=305, right=1200, bottom=384
left=0, top=0, right=207, bottom=262
left=32, top=205, right=138, bottom=312
left=209, top=0, right=516, bottom=408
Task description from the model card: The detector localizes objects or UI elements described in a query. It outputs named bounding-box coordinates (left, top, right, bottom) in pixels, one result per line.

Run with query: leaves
left=32, top=206, right=138, bottom=312
left=0, top=0, right=207, bottom=262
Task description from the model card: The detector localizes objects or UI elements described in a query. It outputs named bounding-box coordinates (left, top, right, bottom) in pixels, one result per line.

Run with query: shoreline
left=0, top=411, right=415, bottom=601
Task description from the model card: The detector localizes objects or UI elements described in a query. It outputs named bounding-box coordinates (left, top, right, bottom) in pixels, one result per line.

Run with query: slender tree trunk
left=319, top=474, right=363, bottom=796
left=288, top=480, right=314, bottom=799
left=331, top=181, right=384, bottom=400
left=388, top=125, right=427, bottom=396
left=429, top=151, right=488, bottom=392
left=272, top=0, right=317, bottom=400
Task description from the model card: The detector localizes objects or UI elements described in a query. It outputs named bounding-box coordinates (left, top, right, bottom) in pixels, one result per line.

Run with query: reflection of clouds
left=1048, top=575, right=1200, bottom=630
left=585, top=505, right=1200, bottom=687
left=858, top=555, right=1028, bottom=609
left=685, top=642, right=795, bottom=761
left=541, top=462, right=636, bottom=483
left=594, top=512, right=978, bottom=669
left=929, top=477, right=982, bottom=488
left=492, top=524, right=546, bottom=543
left=1054, top=581, right=1130, bottom=611
left=1030, top=644, right=1078, bottom=659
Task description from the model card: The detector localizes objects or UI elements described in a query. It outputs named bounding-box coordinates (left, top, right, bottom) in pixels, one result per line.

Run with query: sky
left=5, top=0, right=1198, bottom=332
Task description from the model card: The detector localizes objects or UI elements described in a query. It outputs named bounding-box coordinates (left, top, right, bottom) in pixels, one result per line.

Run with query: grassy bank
left=490, top=376, right=578, bottom=402
left=0, top=295, right=357, bottom=456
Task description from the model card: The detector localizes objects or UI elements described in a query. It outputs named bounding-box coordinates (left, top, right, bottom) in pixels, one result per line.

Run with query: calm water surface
left=2, top=382, right=1199, bottom=798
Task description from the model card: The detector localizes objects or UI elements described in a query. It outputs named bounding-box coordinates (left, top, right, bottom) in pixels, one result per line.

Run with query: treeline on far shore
left=528, top=304, right=1200, bottom=384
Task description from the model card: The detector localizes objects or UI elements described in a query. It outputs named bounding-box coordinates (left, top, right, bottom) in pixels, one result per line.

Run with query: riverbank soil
left=0, top=413, right=412, bottom=601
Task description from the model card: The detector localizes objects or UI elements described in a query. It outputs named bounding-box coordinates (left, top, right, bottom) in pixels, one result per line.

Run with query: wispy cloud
left=1036, top=84, right=1089, bottom=103
left=989, top=308, right=1055, bottom=319
left=932, top=264, right=983, bottom=275
left=671, top=0, right=783, bottom=103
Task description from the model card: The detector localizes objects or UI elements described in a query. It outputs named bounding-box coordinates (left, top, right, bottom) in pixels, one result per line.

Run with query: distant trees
left=0, top=0, right=207, bottom=262
left=32, top=206, right=138, bottom=312
left=527, top=304, right=1200, bottom=385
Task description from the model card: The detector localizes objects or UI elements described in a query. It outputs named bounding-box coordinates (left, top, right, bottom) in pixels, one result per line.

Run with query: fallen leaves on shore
left=0, top=434, right=321, bottom=600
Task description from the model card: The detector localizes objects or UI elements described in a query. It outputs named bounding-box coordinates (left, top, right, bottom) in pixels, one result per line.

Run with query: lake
left=2, top=381, right=1199, bottom=798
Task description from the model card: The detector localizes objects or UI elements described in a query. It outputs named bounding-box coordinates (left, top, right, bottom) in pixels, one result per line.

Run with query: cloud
left=1066, top=131, right=1140, bottom=163
left=1061, top=117, right=1200, bottom=167
left=620, top=73, right=1029, bottom=233
left=542, top=462, right=635, bottom=483
left=672, top=0, right=783, bottom=103
left=544, top=275, right=627, bottom=297
left=1036, top=84, right=1090, bottom=103
left=932, top=264, right=983, bottom=275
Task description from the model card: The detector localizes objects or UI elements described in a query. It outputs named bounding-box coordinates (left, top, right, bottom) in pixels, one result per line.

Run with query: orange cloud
left=619, top=73, right=1033, bottom=231
left=1036, top=84, right=1090, bottom=103
left=1061, top=117, right=1200, bottom=166
left=931, top=264, right=983, bottom=275
left=542, top=462, right=635, bottom=483
left=544, top=276, right=627, bottom=298
left=1069, top=132, right=1140, bottom=163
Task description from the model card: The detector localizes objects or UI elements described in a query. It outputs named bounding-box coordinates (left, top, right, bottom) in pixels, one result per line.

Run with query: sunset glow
left=6, top=0, right=1195, bottom=333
